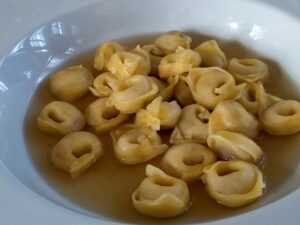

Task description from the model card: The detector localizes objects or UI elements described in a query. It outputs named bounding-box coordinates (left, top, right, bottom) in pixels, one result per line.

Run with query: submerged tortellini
left=37, top=101, right=85, bottom=136
left=228, top=58, right=269, bottom=84
left=51, top=131, right=103, bottom=178
left=207, top=131, right=263, bottom=164
left=106, top=45, right=151, bottom=79
left=201, top=160, right=265, bottom=207
left=132, top=165, right=190, bottom=218
left=260, top=100, right=300, bottom=136
left=94, top=41, right=125, bottom=71
left=187, top=67, right=246, bottom=110
left=170, top=104, right=210, bottom=144
left=135, top=97, right=182, bottom=130
left=49, top=65, right=94, bottom=102
left=209, top=100, right=259, bottom=139
left=237, top=82, right=260, bottom=114
left=89, top=72, right=119, bottom=97
left=162, top=142, right=216, bottom=182
left=153, top=31, right=192, bottom=56
left=111, top=124, right=168, bottom=164
left=85, top=97, right=130, bottom=134
left=194, top=40, right=227, bottom=68
left=158, top=47, right=201, bottom=79
left=107, top=75, right=159, bottom=114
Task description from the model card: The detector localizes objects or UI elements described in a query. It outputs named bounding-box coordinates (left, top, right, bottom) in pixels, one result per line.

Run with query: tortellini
left=170, top=104, right=210, bottom=144
left=85, top=97, right=130, bottom=134
left=132, top=165, right=190, bottom=218
left=162, top=142, right=216, bottom=182
left=201, top=160, right=265, bottom=207
left=110, top=124, right=168, bottom=164
left=174, top=79, right=195, bottom=106
left=194, top=40, right=227, bottom=68
left=228, top=58, right=269, bottom=84
left=89, top=72, right=119, bottom=97
left=142, top=44, right=162, bottom=75
left=207, top=131, right=263, bottom=164
left=153, top=30, right=192, bottom=56
left=260, top=100, right=300, bottom=136
left=94, top=41, right=125, bottom=71
left=135, top=97, right=181, bottom=130
left=150, top=76, right=179, bottom=101
left=37, top=101, right=85, bottom=136
left=237, top=82, right=260, bottom=114
left=51, top=131, right=103, bottom=178
left=186, top=67, right=246, bottom=110
left=209, top=100, right=259, bottom=139
left=158, top=47, right=201, bottom=79
left=107, top=75, right=159, bottom=114
left=106, top=45, right=151, bottom=78
left=49, top=65, right=94, bottom=102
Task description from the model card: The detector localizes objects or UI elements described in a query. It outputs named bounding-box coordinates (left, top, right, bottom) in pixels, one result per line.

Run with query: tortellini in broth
left=34, top=31, right=300, bottom=219
left=110, top=124, right=168, bottom=164
left=132, top=165, right=190, bottom=218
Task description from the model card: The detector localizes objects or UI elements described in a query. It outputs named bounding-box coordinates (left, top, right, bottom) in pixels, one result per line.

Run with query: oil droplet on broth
left=24, top=37, right=300, bottom=224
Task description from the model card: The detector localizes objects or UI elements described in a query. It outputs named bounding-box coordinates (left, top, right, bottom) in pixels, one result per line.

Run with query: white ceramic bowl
left=1, top=0, right=300, bottom=224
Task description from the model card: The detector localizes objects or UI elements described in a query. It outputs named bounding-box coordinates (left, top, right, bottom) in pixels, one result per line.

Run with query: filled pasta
left=135, top=96, right=181, bottom=130
left=106, top=45, right=151, bottom=78
left=186, top=67, right=246, bottom=110
left=107, top=75, right=159, bottom=114
left=170, top=104, right=210, bottom=144
left=49, top=65, right=94, bottom=102
left=89, top=72, right=119, bottom=97
left=110, top=124, right=168, bottom=164
left=37, top=101, right=85, bottom=136
left=94, top=41, right=125, bottom=71
left=260, top=100, right=300, bottom=136
left=162, top=142, right=216, bottom=182
left=51, top=131, right=103, bottom=178
left=174, top=79, right=195, bottom=106
left=132, top=165, right=190, bottom=218
left=158, top=47, right=201, bottom=79
left=85, top=97, right=130, bottom=134
left=201, top=160, right=265, bottom=207
left=228, top=58, right=269, bottom=84
left=194, top=40, right=227, bottom=68
left=153, top=30, right=192, bottom=56
left=207, top=130, right=263, bottom=164
left=209, top=100, right=260, bottom=139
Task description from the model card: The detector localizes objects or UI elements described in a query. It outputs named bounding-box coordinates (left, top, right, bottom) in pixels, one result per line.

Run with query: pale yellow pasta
left=174, top=79, right=195, bottom=106
left=51, top=131, right=103, bottom=178
left=158, top=47, right=201, bottom=79
left=228, top=58, right=269, bottom=84
left=135, top=96, right=182, bottom=130
left=209, top=100, right=259, bottom=139
left=37, top=101, right=85, bottom=136
left=89, top=72, right=119, bottom=97
left=161, top=142, right=216, bottom=182
left=153, top=31, right=192, bottom=56
left=85, top=97, right=130, bottom=134
left=150, top=76, right=179, bottom=101
left=106, top=45, right=151, bottom=79
left=170, top=104, right=210, bottom=144
left=49, top=65, right=93, bottom=102
left=237, top=82, right=260, bottom=114
left=261, top=100, right=300, bottom=136
left=194, top=40, right=227, bottom=68
left=94, top=41, right=125, bottom=71
left=201, top=160, right=265, bottom=207
left=132, top=165, right=190, bottom=218
left=207, top=131, right=263, bottom=164
left=186, top=67, right=246, bottom=110
left=107, top=75, right=159, bottom=114
left=143, top=44, right=162, bottom=75
left=110, top=124, right=168, bottom=164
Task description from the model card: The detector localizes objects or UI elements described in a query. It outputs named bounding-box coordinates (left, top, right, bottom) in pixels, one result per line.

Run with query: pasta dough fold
left=111, top=124, right=168, bottom=164
left=201, top=160, right=265, bottom=207
left=89, top=72, right=119, bottom=97
left=162, top=142, right=216, bottom=182
left=132, top=165, right=190, bottom=218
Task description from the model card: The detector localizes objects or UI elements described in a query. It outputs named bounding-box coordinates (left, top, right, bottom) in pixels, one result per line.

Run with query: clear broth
left=24, top=37, right=300, bottom=224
